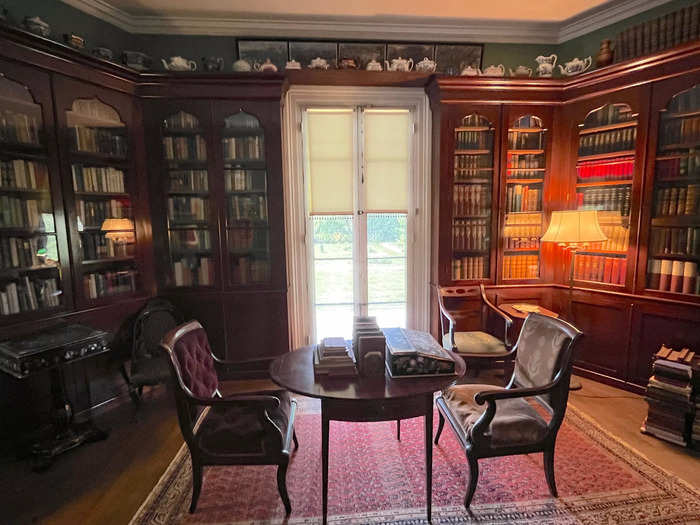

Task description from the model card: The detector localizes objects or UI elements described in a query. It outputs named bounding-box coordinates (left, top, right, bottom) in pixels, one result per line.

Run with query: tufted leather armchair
left=160, top=320, right=298, bottom=514
left=434, top=313, right=582, bottom=508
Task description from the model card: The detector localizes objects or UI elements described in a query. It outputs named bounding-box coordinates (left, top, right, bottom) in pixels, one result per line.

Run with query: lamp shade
left=541, top=210, right=607, bottom=246
left=101, top=218, right=134, bottom=242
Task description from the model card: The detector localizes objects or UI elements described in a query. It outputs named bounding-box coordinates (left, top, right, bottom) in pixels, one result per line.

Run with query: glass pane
left=367, top=213, right=406, bottom=328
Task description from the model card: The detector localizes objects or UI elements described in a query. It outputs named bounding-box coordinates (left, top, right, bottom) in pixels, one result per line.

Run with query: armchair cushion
left=196, top=390, right=293, bottom=457
left=444, top=331, right=508, bottom=356
left=443, top=384, right=547, bottom=447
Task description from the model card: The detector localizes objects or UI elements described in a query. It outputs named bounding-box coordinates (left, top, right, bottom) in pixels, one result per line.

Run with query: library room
left=0, top=0, right=699, bottom=523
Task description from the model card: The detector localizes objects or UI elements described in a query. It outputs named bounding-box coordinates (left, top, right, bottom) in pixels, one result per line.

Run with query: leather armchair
left=434, top=312, right=582, bottom=508
left=160, top=321, right=298, bottom=514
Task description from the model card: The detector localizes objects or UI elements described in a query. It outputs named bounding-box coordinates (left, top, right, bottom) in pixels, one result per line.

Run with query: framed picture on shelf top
left=387, top=43, right=435, bottom=69
left=236, top=40, right=288, bottom=72
left=289, top=41, right=338, bottom=69
left=435, top=44, right=483, bottom=75
left=338, top=42, right=385, bottom=70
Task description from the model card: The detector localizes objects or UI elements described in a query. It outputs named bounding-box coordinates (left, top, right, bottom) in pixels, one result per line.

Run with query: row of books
left=168, top=196, right=207, bottom=223
left=232, top=256, right=270, bottom=285
left=81, top=232, right=132, bottom=261
left=71, top=165, right=125, bottom=193
left=647, top=259, right=699, bottom=295
left=229, top=228, right=268, bottom=252
left=582, top=105, right=635, bottom=128
left=229, top=195, right=268, bottom=223
left=503, top=255, right=539, bottom=280
left=655, top=153, right=700, bottom=181
left=654, top=185, right=699, bottom=216
left=598, top=224, right=630, bottom=253
left=0, top=236, right=53, bottom=270
left=0, top=109, right=41, bottom=145
left=577, top=186, right=632, bottom=216
left=503, top=228, right=540, bottom=249
left=0, top=197, right=43, bottom=229
left=641, top=346, right=699, bottom=448
left=172, top=257, right=214, bottom=287
left=506, top=184, right=541, bottom=213
left=574, top=254, right=627, bottom=284
left=507, top=152, right=545, bottom=170
left=83, top=270, right=136, bottom=299
left=454, top=153, right=492, bottom=170
left=578, top=128, right=637, bottom=156
left=452, top=219, right=489, bottom=252
left=77, top=199, right=130, bottom=228
left=314, top=336, right=356, bottom=378
left=668, top=85, right=700, bottom=115
left=452, top=256, right=487, bottom=280
left=453, top=184, right=490, bottom=217
left=614, top=5, right=700, bottom=63
left=164, top=112, right=199, bottom=130
left=169, top=229, right=211, bottom=251
left=71, top=127, right=127, bottom=158
left=650, top=227, right=700, bottom=257
left=222, top=136, right=264, bottom=161
left=658, top=116, right=700, bottom=148
left=508, top=131, right=545, bottom=151
left=506, top=170, right=543, bottom=180
left=225, top=113, right=261, bottom=130
left=225, top=169, right=266, bottom=192
left=454, top=130, right=493, bottom=151
left=577, top=159, right=635, bottom=182
left=162, top=135, right=207, bottom=161
left=0, top=277, right=60, bottom=316
left=0, top=159, right=48, bottom=189
left=170, top=170, right=209, bottom=193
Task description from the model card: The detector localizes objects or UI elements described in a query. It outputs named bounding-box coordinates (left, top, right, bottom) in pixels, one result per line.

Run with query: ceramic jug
left=535, top=54, right=557, bottom=77
left=415, top=57, right=437, bottom=73
left=366, top=59, right=383, bottom=71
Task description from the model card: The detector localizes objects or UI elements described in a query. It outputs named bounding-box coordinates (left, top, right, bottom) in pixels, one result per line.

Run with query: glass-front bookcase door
left=0, top=73, right=66, bottom=318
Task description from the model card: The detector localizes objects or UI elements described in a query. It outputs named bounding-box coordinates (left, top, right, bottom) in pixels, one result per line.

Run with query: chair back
left=132, top=298, right=181, bottom=362
left=511, top=313, right=582, bottom=414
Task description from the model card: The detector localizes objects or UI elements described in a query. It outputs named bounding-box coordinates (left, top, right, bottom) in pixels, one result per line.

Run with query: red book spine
left=610, top=258, right=620, bottom=284
left=618, top=258, right=627, bottom=285
left=659, top=259, right=673, bottom=291
left=603, top=257, right=614, bottom=283
left=670, top=260, right=684, bottom=292
left=648, top=259, right=661, bottom=289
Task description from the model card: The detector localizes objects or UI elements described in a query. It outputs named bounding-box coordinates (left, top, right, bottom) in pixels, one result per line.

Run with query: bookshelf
left=502, top=115, right=546, bottom=281
left=573, top=103, right=638, bottom=286
left=65, top=98, right=138, bottom=303
left=162, top=111, right=215, bottom=288
left=222, top=111, right=270, bottom=286
left=451, top=113, right=494, bottom=281
left=0, top=74, right=65, bottom=318
left=646, top=84, right=700, bottom=297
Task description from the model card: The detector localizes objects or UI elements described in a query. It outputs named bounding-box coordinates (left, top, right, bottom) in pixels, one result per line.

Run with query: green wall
left=1, top=0, right=696, bottom=74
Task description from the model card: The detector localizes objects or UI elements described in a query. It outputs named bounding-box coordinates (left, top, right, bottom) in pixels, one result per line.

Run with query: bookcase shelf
left=576, top=179, right=633, bottom=187
left=578, top=120, right=638, bottom=135
left=578, top=151, right=636, bottom=162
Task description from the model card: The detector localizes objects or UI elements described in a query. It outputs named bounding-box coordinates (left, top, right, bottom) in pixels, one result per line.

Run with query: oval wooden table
left=270, top=344, right=466, bottom=524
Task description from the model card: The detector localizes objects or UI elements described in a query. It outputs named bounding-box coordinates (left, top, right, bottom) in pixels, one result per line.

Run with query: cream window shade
left=305, top=109, right=354, bottom=214
left=364, top=110, right=409, bottom=212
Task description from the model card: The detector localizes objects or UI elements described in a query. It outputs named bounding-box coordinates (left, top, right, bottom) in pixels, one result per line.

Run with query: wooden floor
left=0, top=376, right=698, bottom=525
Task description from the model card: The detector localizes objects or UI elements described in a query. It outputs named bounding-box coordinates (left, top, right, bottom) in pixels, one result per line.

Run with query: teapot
left=285, top=60, right=302, bottom=70
left=559, top=56, right=592, bottom=76
left=202, top=56, right=224, bottom=72
left=254, top=58, right=278, bottom=72
left=415, top=57, right=437, bottom=73
left=385, top=57, right=413, bottom=72
left=23, top=16, right=50, bottom=37
left=460, top=65, right=481, bottom=76
left=308, top=57, right=330, bottom=70
left=339, top=58, right=358, bottom=69
left=232, top=59, right=252, bottom=72
left=162, top=56, right=197, bottom=71
left=123, top=51, right=152, bottom=71
left=535, top=54, right=557, bottom=77
left=509, top=65, right=532, bottom=78
left=366, top=59, right=383, bottom=71
left=482, top=64, right=505, bottom=77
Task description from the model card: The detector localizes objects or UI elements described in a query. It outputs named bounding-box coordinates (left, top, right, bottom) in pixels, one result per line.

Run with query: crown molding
left=61, top=0, right=673, bottom=44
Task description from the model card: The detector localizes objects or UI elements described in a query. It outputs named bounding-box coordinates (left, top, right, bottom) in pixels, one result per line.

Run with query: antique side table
left=270, top=343, right=465, bottom=524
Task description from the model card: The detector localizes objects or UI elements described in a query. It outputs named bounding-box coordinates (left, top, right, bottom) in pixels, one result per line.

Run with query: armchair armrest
left=193, top=393, right=282, bottom=411
left=479, top=285, right=513, bottom=348
left=436, top=288, right=457, bottom=349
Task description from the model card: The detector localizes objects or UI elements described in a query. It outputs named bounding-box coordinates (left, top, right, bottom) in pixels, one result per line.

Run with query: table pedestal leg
left=425, top=394, right=433, bottom=522
left=322, top=402, right=329, bottom=525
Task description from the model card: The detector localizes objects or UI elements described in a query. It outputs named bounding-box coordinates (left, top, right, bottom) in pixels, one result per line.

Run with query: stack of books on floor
left=641, top=345, right=699, bottom=447
left=313, top=336, right=357, bottom=377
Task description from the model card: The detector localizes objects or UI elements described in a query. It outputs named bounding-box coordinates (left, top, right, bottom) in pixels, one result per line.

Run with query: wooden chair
left=160, top=320, right=298, bottom=514
left=437, top=284, right=514, bottom=376
left=434, top=313, right=582, bottom=508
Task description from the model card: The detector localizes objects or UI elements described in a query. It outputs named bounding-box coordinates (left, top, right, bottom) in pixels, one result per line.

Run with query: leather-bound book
left=691, top=4, right=699, bottom=41
left=650, top=18, right=659, bottom=53
left=618, top=258, right=627, bottom=285
left=643, top=21, right=651, bottom=54
left=613, top=33, right=623, bottom=63
left=670, top=260, right=684, bottom=292
left=659, top=16, right=667, bottom=50
left=659, top=259, right=673, bottom=291
left=603, top=257, right=614, bottom=283
left=610, top=257, right=620, bottom=284
left=674, top=10, right=683, bottom=46
left=682, top=261, right=697, bottom=294
left=665, top=13, right=676, bottom=48
left=682, top=6, right=691, bottom=43
left=648, top=258, right=662, bottom=289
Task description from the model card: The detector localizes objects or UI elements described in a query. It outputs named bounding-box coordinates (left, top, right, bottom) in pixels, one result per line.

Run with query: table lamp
left=101, top=218, right=135, bottom=244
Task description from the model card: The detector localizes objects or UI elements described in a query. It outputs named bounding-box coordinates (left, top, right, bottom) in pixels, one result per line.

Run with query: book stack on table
left=641, top=345, right=699, bottom=447
left=313, top=336, right=357, bottom=377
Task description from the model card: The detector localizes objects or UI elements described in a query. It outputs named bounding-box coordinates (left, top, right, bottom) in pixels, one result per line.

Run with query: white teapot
left=460, top=65, right=481, bottom=76
left=232, top=59, right=252, bottom=72
left=385, top=57, right=413, bottom=72
left=366, top=59, right=383, bottom=71
left=559, top=56, right=592, bottom=76
left=535, top=54, right=557, bottom=77
left=509, top=65, right=532, bottom=77
left=482, top=64, right=505, bottom=77
left=308, top=57, right=329, bottom=70
left=162, top=56, right=197, bottom=71
left=285, top=60, right=301, bottom=70
left=414, top=57, right=436, bottom=73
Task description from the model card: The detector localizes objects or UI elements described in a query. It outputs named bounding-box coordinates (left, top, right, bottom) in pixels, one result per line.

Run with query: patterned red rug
left=131, top=404, right=700, bottom=524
